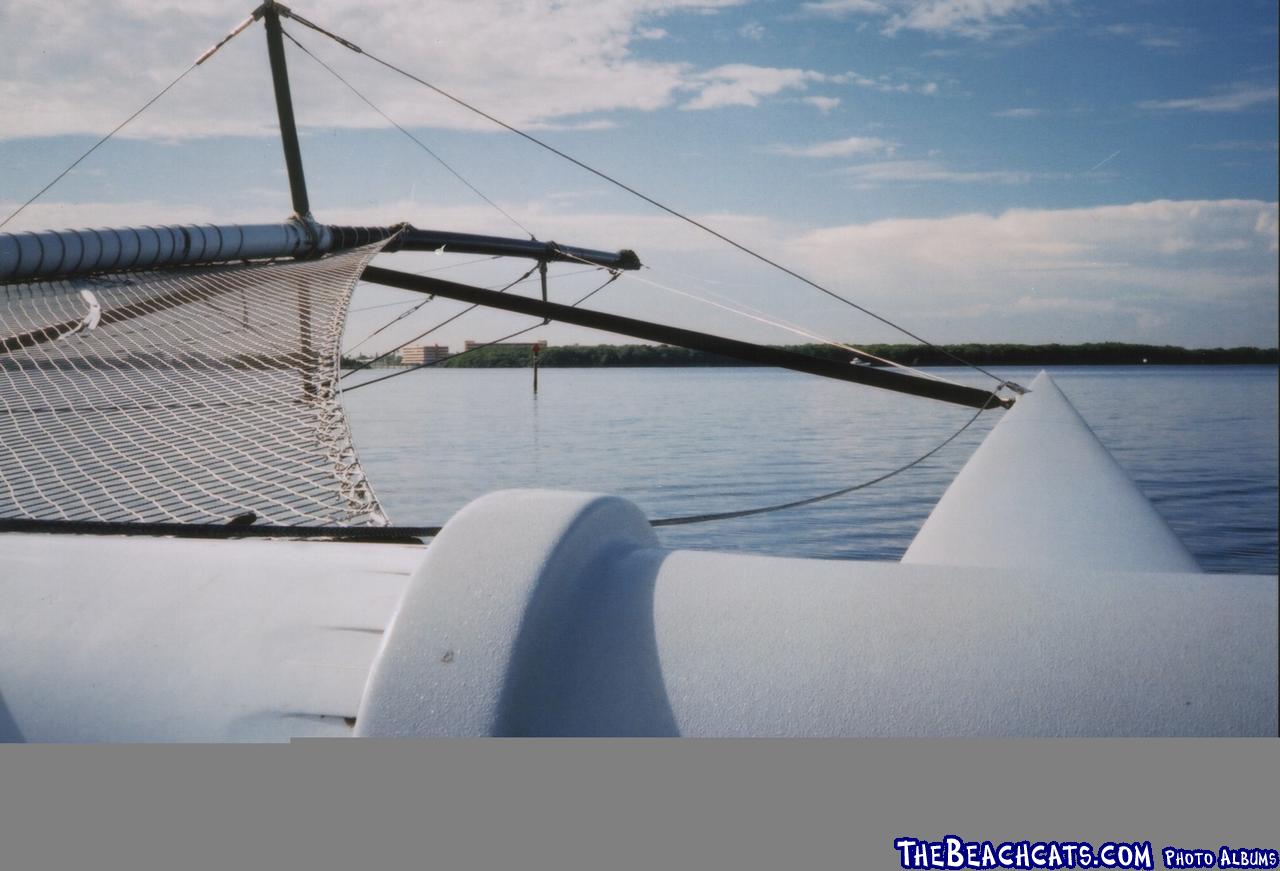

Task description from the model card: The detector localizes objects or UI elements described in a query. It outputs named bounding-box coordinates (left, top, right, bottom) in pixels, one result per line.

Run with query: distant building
left=464, top=339, right=548, bottom=353
left=401, top=344, right=451, bottom=366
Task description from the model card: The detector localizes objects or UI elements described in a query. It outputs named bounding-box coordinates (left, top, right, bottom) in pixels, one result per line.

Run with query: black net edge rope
left=0, top=516, right=438, bottom=542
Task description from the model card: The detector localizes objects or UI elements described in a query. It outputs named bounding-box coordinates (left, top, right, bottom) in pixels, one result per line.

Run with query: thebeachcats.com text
left=893, top=836, right=1154, bottom=870
left=895, top=837, right=1280, bottom=870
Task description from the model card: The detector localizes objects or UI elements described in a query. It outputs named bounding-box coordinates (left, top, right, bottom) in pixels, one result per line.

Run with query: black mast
left=263, top=1, right=311, bottom=219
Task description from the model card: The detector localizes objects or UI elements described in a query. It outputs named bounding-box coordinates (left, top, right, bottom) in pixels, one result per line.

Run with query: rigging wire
left=346, top=259, right=508, bottom=354
left=343, top=323, right=544, bottom=394
left=345, top=293, right=437, bottom=354
left=278, top=10, right=1012, bottom=390
left=410, top=255, right=503, bottom=276
left=651, top=393, right=997, bottom=526
left=348, top=257, right=506, bottom=315
left=638, top=263, right=949, bottom=379
left=645, top=272, right=952, bottom=382
left=631, top=268, right=956, bottom=384
left=343, top=270, right=621, bottom=394
left=351, top=299, right=426, bottom=314
left=0, top=10, right=258, bottom=231
left=280, top=27, right=536, bottom=240
left=340, top=262, right=541, bottom=379
left=344, top=264, right=603, bottom=357
left=0, top=64, right=198, bottom=230
left=555, top=248, right=956, bottom=385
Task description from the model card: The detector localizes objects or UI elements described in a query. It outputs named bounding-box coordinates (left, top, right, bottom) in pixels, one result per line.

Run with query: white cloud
left=681, top=65, right=826, bottom=110
left=1191, top=140, right=1279, bottom=152
left=1138, top=84, right=1279, bottom=113
left=1256, top=210, right=1279, bottom=253
left=4, top=1, right=959, bottom=139
left=839, top=159, right=1036, bottom=184
left=802, top=96, right=842, bottom=113
left=1097, top=23, right=1197, bottom=50
left=0, top=0, right=752, bottom=139
left=770, top=136, right=895, bottom=158
left=1138, top=36, right=1183, bottom=49
left=884, top=0, right=1054, bottom=38
left=992, top=107, right=1043, bottom=118
left=802, top=0, right=1054, bottom=39
left=783, top=199, right=1279, bottom=344
left=400, top=200, right=1274, bottom=347
left=801, top=0, right=888, bottom=16
left=738, top=20, right=766, bottom=41
left=0, top=198, right=275, bottom=232
left=833, top=69, right=938, bottom=95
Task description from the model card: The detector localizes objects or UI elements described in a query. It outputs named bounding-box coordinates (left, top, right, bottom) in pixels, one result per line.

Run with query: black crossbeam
left=360, top=265, right=1009, bottom=410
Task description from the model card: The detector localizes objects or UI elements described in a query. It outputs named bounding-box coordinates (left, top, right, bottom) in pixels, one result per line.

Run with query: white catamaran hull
left=2, top=372, right=1274, bottom=740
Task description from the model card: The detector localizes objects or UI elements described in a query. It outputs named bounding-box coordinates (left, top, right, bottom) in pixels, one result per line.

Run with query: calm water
left=343, top=365, right=1278, bottom=575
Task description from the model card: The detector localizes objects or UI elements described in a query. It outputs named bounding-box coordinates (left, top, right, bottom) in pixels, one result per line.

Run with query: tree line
left=423, top=342, right=1278, bottom=368
left=340, top=351, right=402, bottom=369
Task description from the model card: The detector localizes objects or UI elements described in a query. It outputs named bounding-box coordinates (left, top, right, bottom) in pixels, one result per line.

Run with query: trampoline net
left=0, top=242, right=388, bottom=526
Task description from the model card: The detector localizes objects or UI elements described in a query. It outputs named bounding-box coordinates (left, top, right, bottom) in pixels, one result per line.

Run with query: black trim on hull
left=0, top=516, right=438, bottom=542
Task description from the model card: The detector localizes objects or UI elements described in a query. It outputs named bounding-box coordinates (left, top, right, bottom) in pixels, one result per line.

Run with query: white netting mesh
left=0, top=243, right=388, bottom=526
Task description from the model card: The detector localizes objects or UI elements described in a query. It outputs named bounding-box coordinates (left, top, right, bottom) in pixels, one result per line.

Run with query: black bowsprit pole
left=360, top=265, right=1012, bottom=410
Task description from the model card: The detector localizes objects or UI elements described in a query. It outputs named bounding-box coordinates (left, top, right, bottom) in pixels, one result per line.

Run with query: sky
left=1, top=0, right=1276, bottom=354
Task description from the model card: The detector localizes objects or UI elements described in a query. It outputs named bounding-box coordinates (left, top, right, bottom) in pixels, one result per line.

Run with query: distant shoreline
left=344, top=342, right=1279, bottom=369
